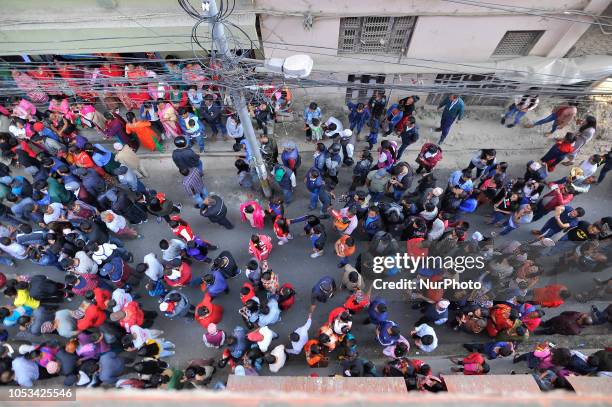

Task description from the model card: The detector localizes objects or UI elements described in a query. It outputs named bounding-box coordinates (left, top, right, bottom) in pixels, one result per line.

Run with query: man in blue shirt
left=435, top=94, right=464, bottom=144
left=448, top=169, right=474, bottom=194
left=365, top=298, right=388, bottom=326
left=534, top=205, right=585, bottom=238
left=376, top=320, right=400, bottom=346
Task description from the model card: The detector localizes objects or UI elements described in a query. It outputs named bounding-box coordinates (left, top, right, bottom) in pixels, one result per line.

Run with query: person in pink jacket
left=240, top=201, right=264, bottom=229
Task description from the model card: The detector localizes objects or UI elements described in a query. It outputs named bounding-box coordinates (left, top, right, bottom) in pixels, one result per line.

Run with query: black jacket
left=172, top=147, right=200, bottom=172
left=201, top=194, right=227, bottom=221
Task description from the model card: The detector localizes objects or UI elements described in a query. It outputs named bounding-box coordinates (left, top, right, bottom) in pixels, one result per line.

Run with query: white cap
left=432, top=187, right=444, bottom=197
left=529, top=161, right=542, bottom=171
left=159, top=302, right=169, bottom=312
left=341, top=129, right=353, bottom=138
left=472, top=231, right=484, bottom=242
left=113, top=142, right=123, bottom=151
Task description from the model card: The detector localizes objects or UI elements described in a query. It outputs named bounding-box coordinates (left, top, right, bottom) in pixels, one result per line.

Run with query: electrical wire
left=2, top=29, right=607, bottom=85
left=0, top=0, right=609, bottom=104
left=441, top=0, right=612, bottom=29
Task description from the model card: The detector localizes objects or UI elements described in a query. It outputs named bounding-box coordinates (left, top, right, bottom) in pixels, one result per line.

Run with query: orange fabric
left=126, top=121, right=160, bottom=151
left=532, top=284, right=567, bottom=308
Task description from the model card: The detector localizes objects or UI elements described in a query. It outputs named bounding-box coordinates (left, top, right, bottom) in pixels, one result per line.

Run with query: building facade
left=1, top=0, right=611, bottom=106
left=255, top=0, right=612, bottom=105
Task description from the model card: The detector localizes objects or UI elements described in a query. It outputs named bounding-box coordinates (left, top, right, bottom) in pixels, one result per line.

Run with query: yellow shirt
left=14, top=289, right=40, bottom=310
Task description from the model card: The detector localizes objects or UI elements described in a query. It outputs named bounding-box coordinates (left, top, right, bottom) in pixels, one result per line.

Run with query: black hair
left=421, top=335, right=434, bottom=346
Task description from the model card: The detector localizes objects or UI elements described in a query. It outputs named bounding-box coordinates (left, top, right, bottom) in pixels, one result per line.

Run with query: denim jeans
left=533, top=113, right=558, bottom=132
left=0, top=256, right=14, bottom=266
left=192, top=187, right=209, bottom=208
left=490, top=211, right=508, bottom=224
left=500, top=220, right=518, bottom=235
left=309, top=190, right=320, bottom=209
left=282, top=188, right=293, bottom=205
left=187, top=132, right=205, bottom=152
left=504, top=105, right=526, bottom=125
left=350, top=122, right=364, bottom=136
left=158, top=340, right=176, bottom=358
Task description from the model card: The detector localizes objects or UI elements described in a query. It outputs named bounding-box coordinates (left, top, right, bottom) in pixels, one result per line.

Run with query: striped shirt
left=183, top=168, right=205, bottom=197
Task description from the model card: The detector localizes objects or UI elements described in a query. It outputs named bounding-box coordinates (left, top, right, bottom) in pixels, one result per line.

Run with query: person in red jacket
left=343, top=289, right=370, bottom=314
left=532, top=183, right=574, bottom=222
left=163, top=260, right=193, bottom=288
left=248, top=234, right=272, bottom=262
left=194, top=293, right=223, bottom=329
left=415, top=143, right=442, bottom=174
left=110, top=300, right=147, bottom=332
left=169, top=215, right=195, bottom=242
left=540, top=132, right=576, bottom=172
left=451, top=353, right=489, bottom=375
left=93, top=288, right=111, bottom=308
left=278, top=283, right=295, bottom=311
left=327, top=306, right=348, bottom=325
left=77, top=303, right=107, bottom=331
left=240, top=282, right=256, bottom=304
left=531, top=284, right=571, bottom=308
left=486, top=303, right=516, bottom=337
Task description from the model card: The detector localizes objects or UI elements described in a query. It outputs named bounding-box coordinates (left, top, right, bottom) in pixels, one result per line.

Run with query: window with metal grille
left=338, top=16, right=417, bottom=55
left=492, top=30, right=544, bottom=57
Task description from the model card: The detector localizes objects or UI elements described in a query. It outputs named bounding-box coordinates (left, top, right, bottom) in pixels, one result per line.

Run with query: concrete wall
left=259, top=0, right=612, bottom=69
left=0, top=0, right=257, bottom=55
left=257, top=0, right=612, bottom=105
left=565, top=2, right=612, bottom=56
left=406, top=15, right=571, bottom=61
left=254, top=0, right=592, bottom=15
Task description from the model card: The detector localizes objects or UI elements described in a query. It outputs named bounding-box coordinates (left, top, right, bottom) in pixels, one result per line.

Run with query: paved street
left=5, top=113, right=610, bottom=383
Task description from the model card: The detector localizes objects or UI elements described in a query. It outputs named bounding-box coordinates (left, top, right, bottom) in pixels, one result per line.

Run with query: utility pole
left=203, top=0, right=272, bottom=197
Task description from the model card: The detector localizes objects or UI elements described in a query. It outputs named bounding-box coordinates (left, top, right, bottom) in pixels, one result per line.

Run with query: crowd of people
left=0, top=55, right=609, bottom=392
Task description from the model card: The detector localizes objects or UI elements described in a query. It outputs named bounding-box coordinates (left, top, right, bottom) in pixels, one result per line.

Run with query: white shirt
left=130, top=325, right=162, bottom=349
left=268, top=344, right=287, bottom=373
left=0, top=241, right=27, bottom=259
left=44, top=202, right=65, bottom=224
left=339, top=207, right=358, bottom=235
left=414, top=323, right=438, bottom=352
left=324, top=117, right=343, bottom=138
left=92, top=243, right=117, bottom=265
left=286, top=317, right=311, bottom=355
left=257, top=326, right=276, bottom=352
left=226, top=117, right=244, bottom=139
left=580, top=160, right=598, bottom=178
left=8, top=125, right=26, bottom=139
left=104, top=212, right=127, bottom=233
left=111, top=288, right=133, bottom=313
left=161, top=239, right=186, bottom=262
left=75, top=251, right=98, bottom=275
left=143, top=253, right=164, bottom=281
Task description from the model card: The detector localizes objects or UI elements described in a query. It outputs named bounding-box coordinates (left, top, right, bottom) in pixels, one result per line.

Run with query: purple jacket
left=104, top=117, right=130, bottom=145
